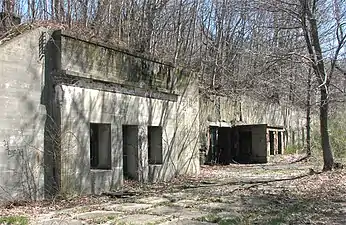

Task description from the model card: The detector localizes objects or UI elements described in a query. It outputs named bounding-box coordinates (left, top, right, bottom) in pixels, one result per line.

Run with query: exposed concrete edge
left=57, top=29, right=175, bottom=68
left=0, top=25, right=48, bottom=47
left=55, top=71, right=179, bottom=101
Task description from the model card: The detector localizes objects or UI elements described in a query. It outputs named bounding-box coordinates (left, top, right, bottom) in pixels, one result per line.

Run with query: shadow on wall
left=50, top=32, right=200, bottom=196
left=0, top=30, right=46, bottom=201
left=0, top=29, right=200, bottom=201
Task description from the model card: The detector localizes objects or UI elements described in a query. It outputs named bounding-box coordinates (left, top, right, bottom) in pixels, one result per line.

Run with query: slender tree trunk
left=320, top=86, right=333, bottom=170
left=309, top=17, right=334, bottom=171
left=300, top=0, right=334, bottom=170
left=306, top=68, right=312, bottom=156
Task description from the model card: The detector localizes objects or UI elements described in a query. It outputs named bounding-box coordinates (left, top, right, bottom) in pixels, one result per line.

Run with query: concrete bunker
left=206, top=124, right=285, bottom=164
left=0, top=26, right=306, bottom=201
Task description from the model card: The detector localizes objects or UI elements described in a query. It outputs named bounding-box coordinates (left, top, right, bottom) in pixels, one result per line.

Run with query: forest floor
left=1, top=155, right=346, bottom=225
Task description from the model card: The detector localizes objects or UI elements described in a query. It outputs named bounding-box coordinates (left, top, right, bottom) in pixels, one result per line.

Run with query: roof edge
left=57, top=29, right=175, bottom=68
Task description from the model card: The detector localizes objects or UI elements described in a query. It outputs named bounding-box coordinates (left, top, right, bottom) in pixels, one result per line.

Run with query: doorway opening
left=278, top=131, right=282, bottom=154
left=238, top=130, right=252, bottom=163
left=148, top=126, right=163, bottom=165
left=206, top=124, right=267, bottom=165
left=122, top=125, right=139, bottom=180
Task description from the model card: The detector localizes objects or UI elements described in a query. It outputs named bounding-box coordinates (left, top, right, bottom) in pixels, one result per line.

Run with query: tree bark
left=309, top=15, right=334, bottom=171
left=306, top=68, right=311, bottom=157
left=300, top=0, right=334, bottom=170
left=320, top=87, right=333, bottom=170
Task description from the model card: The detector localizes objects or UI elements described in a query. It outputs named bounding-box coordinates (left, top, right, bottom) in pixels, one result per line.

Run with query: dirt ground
left=1, top=157, right=346, bottom=225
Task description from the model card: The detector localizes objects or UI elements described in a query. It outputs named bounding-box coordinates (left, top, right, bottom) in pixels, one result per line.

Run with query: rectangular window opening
left=269, top=131, right=275, bottom=155
left=148, top=126, right=163, bottom=165
left=90, top=123, right=112, bottom=170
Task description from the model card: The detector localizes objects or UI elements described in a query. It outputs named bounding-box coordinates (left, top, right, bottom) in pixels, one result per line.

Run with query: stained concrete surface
left=29, top=163, right=320, bottom=225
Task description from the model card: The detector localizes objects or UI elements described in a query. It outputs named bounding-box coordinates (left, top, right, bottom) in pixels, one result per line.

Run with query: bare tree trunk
left=320, top=87, right=333, bottom=170
left=300, top=0, right=334, bottom=170
left=306, top=68, right=312, bottom=156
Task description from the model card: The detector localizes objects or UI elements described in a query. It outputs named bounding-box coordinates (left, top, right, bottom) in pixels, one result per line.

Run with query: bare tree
left=298, top=0, right=345, bottom=170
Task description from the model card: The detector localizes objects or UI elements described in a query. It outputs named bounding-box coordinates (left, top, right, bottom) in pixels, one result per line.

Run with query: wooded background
left=1, top=0, right=345, bottom=169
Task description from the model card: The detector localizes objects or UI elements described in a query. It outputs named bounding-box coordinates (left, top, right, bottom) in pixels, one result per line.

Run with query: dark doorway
left=122, top=125, right=139, bottom=180
left=148, top=126, right=163, bottom=164
left=208, top=126, right=218, bottom=163
left=238, top=130, right=252, bottom=163
left=269, top=131, right=275, bottom=155
left=218, top=127, right=232, bottom=164
left=278, top=132, right=282, bottom=154
left=207, top=124, right=267, bottom=165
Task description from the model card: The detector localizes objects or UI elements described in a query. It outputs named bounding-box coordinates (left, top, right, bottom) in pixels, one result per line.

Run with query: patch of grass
left=285, top=145, right=301, bottom=155
left=218, top=217, right=243, bottom=225
left=266, top=216, right=286, bottom=225
left=145, top=222, right=161, bottom=225
left=242, top=197, right=319, bottom=225
left=197, top=214, right=249, bottom=225
left=107, top=215, right=116, bottom=220
left=0, top=216, right=29, bottom=225
left=197, top=214, right=221, bottom=223
left=90, top=215, right=119, bottom=224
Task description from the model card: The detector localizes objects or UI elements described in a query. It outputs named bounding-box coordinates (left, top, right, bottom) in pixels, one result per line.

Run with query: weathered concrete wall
left=60, top=31, right=172, bottom=92
left=173, top=71, right=200, bottom=175
left=0, top=28, right=47, bottom=201
left=241, top=96, right=306, bottom=147
left=0, top=27, right=200, bottom=200
left=59, top=80, right=199, bottom=194
left=200, top=94, right=306, bottom=149
left=56, top=33, right=200, bottom=194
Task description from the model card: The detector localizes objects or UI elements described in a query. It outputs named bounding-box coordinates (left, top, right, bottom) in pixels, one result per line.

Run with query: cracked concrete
left=29, top=163, right=320, bottom=225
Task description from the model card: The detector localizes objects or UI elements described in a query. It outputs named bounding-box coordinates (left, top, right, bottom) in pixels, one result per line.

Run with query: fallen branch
left=289, top=154, right=310, bottom=164
left=181, top=170, right=316, bottom=190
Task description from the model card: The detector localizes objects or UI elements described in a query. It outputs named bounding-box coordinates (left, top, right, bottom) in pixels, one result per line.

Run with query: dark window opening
left=90, top=123, right=112, bottom=170
left=148, top=126, right=163, bottom=164
left=269, top=131, right=275, bottom=155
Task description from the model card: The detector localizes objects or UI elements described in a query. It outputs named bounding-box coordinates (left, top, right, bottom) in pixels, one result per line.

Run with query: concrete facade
left=0, top=28, right=200, bottom=200
left=0, top=28, right=46, bottom=201
left=0, top=27, right=307, bottom=201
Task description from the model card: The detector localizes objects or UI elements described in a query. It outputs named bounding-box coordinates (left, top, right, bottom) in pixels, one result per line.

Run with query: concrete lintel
left=208, top=121, right=233, bottom=127
left=56, top=72, right=178, bottom=102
